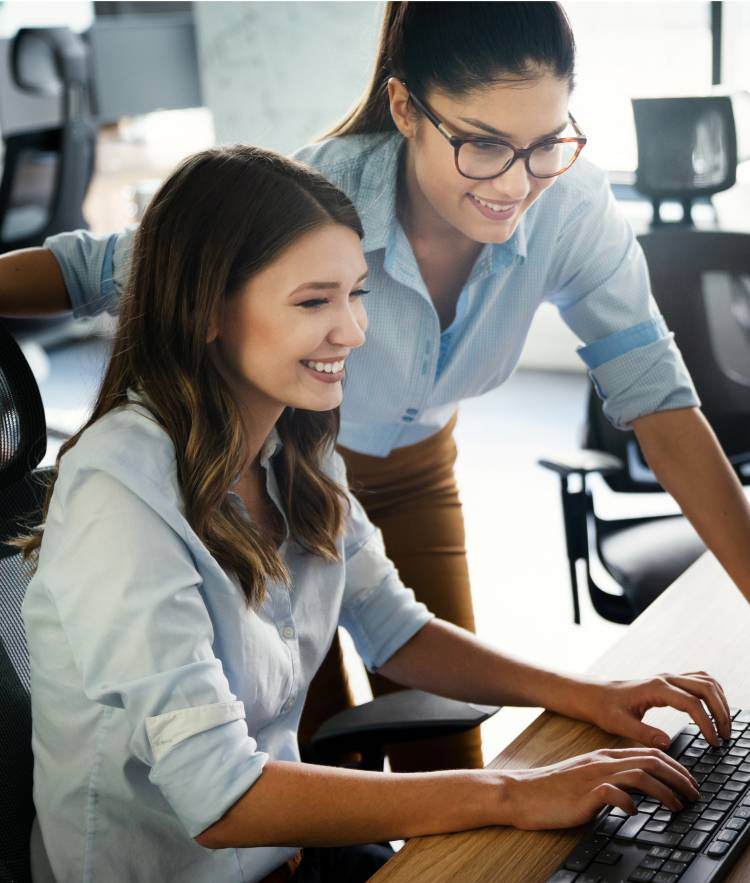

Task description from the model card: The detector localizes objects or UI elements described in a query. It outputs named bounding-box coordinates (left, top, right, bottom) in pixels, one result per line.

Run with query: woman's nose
left=330, top=303, right=367, bottom=349
left=489, top=157, right=531, bottom=202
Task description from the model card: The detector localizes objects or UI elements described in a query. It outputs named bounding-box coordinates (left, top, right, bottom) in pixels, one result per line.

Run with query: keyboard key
left=727, top=816, right=748, bottom=830
left=732, top=771, right=750, bottom=784
left=708, top=772, right=730, bottom=784
left=578, top=875, right=603, bottom=883
left=667, top=822, right=690, bottom=835
left=652, top=873, right=679, bottom=883
left=637, top=831, right=683, bottom=847
left=694, top=818, right=717, bottom=832
left=670, top=734, right=695, bottom=757
left=596, top=815, right=623, bottom=837
left=670, top=850, right=695, bottom=863
left=616, top=813, right=651, bottom=840
left=662, top=860, right=689, bottom=874
left=546, top=872, right=578, bottom=883
left=647, top=846, right=672, bottom=859
left=735, top=710, right=750, bottom=724
left=717, top=789, right=740, bottom=802
left=644, top=820, right=668, bottom=833
left=702, top=809, right=724, bottom=821
left=641, top=856, right=664, bottom=870
left=701, top=781, right=722, bottom=794
left=716, top=763, right=736, bottom=775
left=639, top=802, right=660, bottom=815
left=711, top=799, right=733, bottom=812
left=724, top=780, right=746, bottom=792
left=653, top=810, right=673, bottom=822
left=723, top=756, right=742, bottom=767
left=730, top=747, right=749, bottom=757
left=734, top=807, right=750, bottom=819
left=717, top=828, right=739, bottom=843
left=596, top=848, right=622, bottom=865
left=675, top=811, right=699, bottom=824
left=628, top=870, right=655, bottom=882
left=679, top=830, right=709, bottom=850
left=610, top=806, right=630, bottom=817
left=685, top=723, right=701, bottom=735
left=707, top=840, right=731, bottom=857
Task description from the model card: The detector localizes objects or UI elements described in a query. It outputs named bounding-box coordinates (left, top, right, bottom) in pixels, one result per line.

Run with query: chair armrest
left=538, top=449, right=624, bottom=478
left=310, top=689, right=499, bottom=768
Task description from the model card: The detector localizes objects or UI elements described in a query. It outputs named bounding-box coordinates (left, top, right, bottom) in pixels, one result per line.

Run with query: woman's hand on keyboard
left=579, top=671, right=732, bottom=748
left=500, top=747, right=700, bottom=830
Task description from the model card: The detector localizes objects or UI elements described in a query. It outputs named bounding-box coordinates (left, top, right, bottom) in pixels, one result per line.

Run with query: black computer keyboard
left=546, top=707, right=750, bottom=883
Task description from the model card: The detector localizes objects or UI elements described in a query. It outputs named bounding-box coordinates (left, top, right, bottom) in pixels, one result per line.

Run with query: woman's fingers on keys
left=610, top=769, right=684, bottom=812
left=600, top=747, right=698, bottom=790
left=590, top=782, right=637, bottom=817
left=656, top=679, right=721, bottom=745
left=679, top=671, right=732, bottom=739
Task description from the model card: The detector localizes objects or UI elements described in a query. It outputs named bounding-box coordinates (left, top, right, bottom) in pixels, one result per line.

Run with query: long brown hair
left=323, top=1, right=576, bottom=139
left=15, top=145, right=364, bottom=608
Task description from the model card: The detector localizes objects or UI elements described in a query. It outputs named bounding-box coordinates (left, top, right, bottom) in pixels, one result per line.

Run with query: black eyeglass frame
left=403, top=82, right=588, bottom=181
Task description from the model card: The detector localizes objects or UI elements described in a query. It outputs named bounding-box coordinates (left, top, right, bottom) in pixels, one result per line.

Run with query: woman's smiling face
left=389, top=73, right=573, bottom=245
left=209, top=223, right=369, bottom=415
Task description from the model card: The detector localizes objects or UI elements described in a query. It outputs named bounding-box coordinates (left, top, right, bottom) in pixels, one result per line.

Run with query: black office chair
left=0, top=27, right=96, bottom=252
left=540, top=229, right=750, bottom=625
left=0, top=326, right=497, bottom=881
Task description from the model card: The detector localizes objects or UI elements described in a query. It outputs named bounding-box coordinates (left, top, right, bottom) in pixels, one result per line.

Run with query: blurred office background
left=2, top=1, right=750, bottom=761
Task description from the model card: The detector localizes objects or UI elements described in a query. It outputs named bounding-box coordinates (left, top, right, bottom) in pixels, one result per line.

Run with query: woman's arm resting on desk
left=377, top=619, right=732, bottom=746
left=196, top=748, right=698, bottom=847
left=0, top=247, right=71, bottom=315
left=631, top=406, right=750, bottom=605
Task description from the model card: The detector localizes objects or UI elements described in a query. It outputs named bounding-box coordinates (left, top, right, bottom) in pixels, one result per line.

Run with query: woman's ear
left=387, top=77, right=418, bottom=139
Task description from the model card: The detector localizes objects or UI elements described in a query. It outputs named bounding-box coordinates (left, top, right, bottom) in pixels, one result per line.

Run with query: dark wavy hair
left=14, top=145, right=364, bottom=608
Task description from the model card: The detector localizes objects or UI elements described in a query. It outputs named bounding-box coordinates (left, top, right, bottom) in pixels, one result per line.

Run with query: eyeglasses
left=403, top=84, right=587, bottom=181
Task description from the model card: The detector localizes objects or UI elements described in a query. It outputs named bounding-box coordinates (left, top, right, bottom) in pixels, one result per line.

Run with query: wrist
left=476, top=768, right=517, bottom=828
left=549, top=674, right=607, bottom=725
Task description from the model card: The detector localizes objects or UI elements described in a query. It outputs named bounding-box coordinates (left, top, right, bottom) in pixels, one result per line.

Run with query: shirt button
left=282, top=626, right=295, bottom=639
left=405, top=408, right=418, bottom=415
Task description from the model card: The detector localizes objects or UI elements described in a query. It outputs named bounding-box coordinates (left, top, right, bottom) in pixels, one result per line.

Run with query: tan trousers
left=298, top=413, right=484, bottom=772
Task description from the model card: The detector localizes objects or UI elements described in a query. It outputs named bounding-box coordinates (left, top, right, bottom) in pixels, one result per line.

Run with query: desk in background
left=372, top=553, right=750, bottom=882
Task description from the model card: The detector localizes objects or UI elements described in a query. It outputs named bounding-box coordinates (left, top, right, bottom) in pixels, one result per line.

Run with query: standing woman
left=3, top=3, right=750, bottom=775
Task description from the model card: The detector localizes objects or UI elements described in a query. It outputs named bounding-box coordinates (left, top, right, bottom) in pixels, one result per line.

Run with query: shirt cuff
left=589, top=335, right=701, bottom=429
left=44, top=231, right=119, bottom=318
left=577, top=317, right=669, bottom=370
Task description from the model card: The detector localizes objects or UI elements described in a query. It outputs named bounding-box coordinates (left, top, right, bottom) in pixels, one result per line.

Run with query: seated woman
left=14, top=145, right=728, bottom=883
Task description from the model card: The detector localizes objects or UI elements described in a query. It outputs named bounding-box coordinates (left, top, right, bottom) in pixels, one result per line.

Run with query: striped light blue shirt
left=45, top=132, right=699, bottom=457
left=23, top=391, right=433, bottom=882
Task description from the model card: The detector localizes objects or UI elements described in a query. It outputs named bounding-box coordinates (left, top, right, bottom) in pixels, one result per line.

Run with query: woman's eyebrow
left=290, top=270, right=368, bottom=295
left=458, top=116, right=569, bottom=141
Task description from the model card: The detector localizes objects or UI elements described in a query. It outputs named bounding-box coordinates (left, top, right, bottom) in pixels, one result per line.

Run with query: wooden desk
left=372, top=553, right=750, bottom=882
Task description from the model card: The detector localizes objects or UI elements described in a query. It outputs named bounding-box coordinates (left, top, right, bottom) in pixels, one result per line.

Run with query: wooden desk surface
left=372, top=553, right=750, bottom=882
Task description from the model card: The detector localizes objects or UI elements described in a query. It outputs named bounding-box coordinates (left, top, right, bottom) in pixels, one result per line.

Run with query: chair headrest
left=0, top=326, right=46, bottom=491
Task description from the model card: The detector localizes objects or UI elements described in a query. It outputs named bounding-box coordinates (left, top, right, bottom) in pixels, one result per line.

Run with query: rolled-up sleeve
left=43, top=468, right=267, bottom=838
left=44, top=226, right=136, bottom=318
left=545, top=171, right=700, bottom=429
left=335, top=459, right=434, bottom=671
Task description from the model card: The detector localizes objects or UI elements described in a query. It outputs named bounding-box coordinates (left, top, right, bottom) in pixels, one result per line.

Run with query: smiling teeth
left=303, top=360, right=345, bottom=374
left=473, top=194, right=513, bottom=213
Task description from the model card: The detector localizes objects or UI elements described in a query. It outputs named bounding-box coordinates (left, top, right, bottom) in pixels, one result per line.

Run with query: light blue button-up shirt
left=23, top=392, right=433, bottom=882
left=45, top=132, right=699, bottom=456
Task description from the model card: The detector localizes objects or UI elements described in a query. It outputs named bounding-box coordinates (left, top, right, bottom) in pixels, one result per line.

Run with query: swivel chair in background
left=540, top=229, right=750, bottom=625
left=0, top=325, right=498, bottom=882
left=0, top=27, right=97, bottom=350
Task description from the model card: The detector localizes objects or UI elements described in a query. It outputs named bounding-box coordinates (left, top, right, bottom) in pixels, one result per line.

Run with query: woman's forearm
left=632, top=406, right=750, bottom=603
left=0, top=247, right=71, bottom=315
left=196, top=760, right=506, bottom=849
left=376, top=619, right=596, bottom=720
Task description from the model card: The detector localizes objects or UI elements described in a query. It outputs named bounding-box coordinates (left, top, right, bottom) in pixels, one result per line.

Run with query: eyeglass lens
left=458, top=139, right=580, bottom=179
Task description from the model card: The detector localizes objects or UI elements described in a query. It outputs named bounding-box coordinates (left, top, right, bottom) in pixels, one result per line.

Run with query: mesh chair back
left=0, top=326, right=49, bottom=882
left=585, top=229, right=750, bottom=493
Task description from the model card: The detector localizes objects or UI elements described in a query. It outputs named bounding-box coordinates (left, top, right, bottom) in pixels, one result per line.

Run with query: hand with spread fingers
left=580, top=671, right=732, bottom=749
